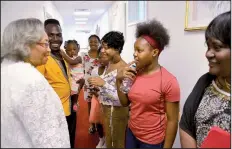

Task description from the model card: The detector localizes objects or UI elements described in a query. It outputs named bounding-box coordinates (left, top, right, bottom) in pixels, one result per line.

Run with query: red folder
left=201, top=126, right=231, bottom=148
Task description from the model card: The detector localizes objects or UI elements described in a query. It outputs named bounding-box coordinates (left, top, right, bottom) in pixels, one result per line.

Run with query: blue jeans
left=125, top=127, right=164, bottom=148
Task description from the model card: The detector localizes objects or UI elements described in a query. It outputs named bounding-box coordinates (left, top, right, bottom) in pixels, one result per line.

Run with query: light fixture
left=74, top=11, right=91, bottom=16
left=75, top=22, right=87, bottom=25
left=75, top=18, right=88, bottom=21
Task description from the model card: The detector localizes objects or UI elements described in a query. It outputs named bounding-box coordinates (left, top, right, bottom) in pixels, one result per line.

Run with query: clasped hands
left=87, top=77, right=105, bottom=97
left=88, top=76, right=105, bottom=87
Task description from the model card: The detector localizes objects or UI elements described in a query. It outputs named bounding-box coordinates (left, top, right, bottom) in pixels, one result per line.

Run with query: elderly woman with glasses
left=1, top=18, right=70, bottom=148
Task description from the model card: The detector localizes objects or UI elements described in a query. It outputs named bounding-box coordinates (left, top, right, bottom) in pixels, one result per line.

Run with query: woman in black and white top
left=179, top=11, right=231, bottom=148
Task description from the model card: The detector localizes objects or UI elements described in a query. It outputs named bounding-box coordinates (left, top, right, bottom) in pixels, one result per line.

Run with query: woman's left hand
left=88, top=77, right=105, bottom=87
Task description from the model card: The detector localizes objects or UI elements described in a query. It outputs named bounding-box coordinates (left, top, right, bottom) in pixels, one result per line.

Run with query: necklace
left=216, top=79, right=223, bottom=89
left=224, top=79, right=231, bottom=90
left=216, top=78, right=231, bottom=93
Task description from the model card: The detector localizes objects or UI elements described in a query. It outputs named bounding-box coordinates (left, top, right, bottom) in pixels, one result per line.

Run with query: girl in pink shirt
left=116, top=19, right=180, bottom=148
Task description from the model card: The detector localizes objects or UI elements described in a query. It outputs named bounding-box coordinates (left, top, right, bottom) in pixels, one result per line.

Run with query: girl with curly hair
left=116, top=19, right=180, bottom=148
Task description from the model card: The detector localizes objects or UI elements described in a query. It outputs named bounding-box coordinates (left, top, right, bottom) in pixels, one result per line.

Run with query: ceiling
left=53, top=1, right=113, bottom=29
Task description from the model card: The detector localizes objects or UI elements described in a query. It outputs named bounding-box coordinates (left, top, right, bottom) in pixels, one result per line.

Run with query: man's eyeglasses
left=36, top=42, right=50, bottom=48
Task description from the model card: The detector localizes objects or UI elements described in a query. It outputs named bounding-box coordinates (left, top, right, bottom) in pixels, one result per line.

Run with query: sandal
left=88, top=125, right=96, bottom=134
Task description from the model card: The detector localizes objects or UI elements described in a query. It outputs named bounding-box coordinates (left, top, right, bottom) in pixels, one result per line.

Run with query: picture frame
left=184, top=1, right=230, bottom=31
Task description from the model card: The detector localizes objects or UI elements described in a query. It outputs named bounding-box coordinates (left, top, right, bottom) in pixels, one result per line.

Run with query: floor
left=74, top=89, right=99, bottom=148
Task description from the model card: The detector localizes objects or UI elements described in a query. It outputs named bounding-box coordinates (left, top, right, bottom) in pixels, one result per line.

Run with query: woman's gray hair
left=1, top=18, right=45, bottom=61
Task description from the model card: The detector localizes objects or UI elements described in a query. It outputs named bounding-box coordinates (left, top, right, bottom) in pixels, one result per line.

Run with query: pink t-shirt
left=128, top=67, right=180, bottom=145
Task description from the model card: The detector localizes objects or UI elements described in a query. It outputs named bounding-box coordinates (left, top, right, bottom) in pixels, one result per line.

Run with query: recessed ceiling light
left=74, top=11, right=91, bottom=16
left=75, top=18, right=88, bottom=21
left=75, top=22, right=87, bottom=25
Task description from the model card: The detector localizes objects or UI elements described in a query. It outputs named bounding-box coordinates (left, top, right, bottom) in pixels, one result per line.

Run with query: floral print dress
left=99, top=68, right=122, bottom=106
left=81, top=52, right=99, bottom=102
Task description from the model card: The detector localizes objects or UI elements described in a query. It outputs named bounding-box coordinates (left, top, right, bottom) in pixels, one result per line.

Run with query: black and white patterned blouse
left=194, top=80, right=231, bottom=147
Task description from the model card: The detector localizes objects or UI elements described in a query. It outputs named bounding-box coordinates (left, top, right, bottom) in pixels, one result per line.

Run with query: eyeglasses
left=36, top=42, right=50, bottom=48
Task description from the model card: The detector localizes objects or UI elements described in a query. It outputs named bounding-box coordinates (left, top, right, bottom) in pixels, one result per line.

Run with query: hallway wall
left=93, top=1, right=209, bottom=148
left=62, top=25, right=92, bottom=52
left=92, top=10, right=110, bottom=39
left=1, top=1, right=63, bottom=38
left=146, top=2, right=208, bottom=147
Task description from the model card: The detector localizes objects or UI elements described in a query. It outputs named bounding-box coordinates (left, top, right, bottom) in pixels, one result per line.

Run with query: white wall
left=92, top=10, right=110, bottom=39
left=147, top=2, right=209, bottom=147
left=108, top=2, right=127, bottom=37
left=103, top=1, right=135, bottom=62
left=94, top=1, right=209, bottom=148
left=62, top=24, right=92, bottom=52
left=92, top=1, right=126, bottom=40
left=1, top=1, right=63, bottom=39
left=91, top=6, right=111, bottom=40
left=65, top=7, right=111, bottom=52
left=147, top=1, right=208, bottom=111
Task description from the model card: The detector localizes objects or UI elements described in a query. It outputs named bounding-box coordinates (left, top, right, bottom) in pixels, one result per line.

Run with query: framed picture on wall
left=184, top=1, right=230, bottom=31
